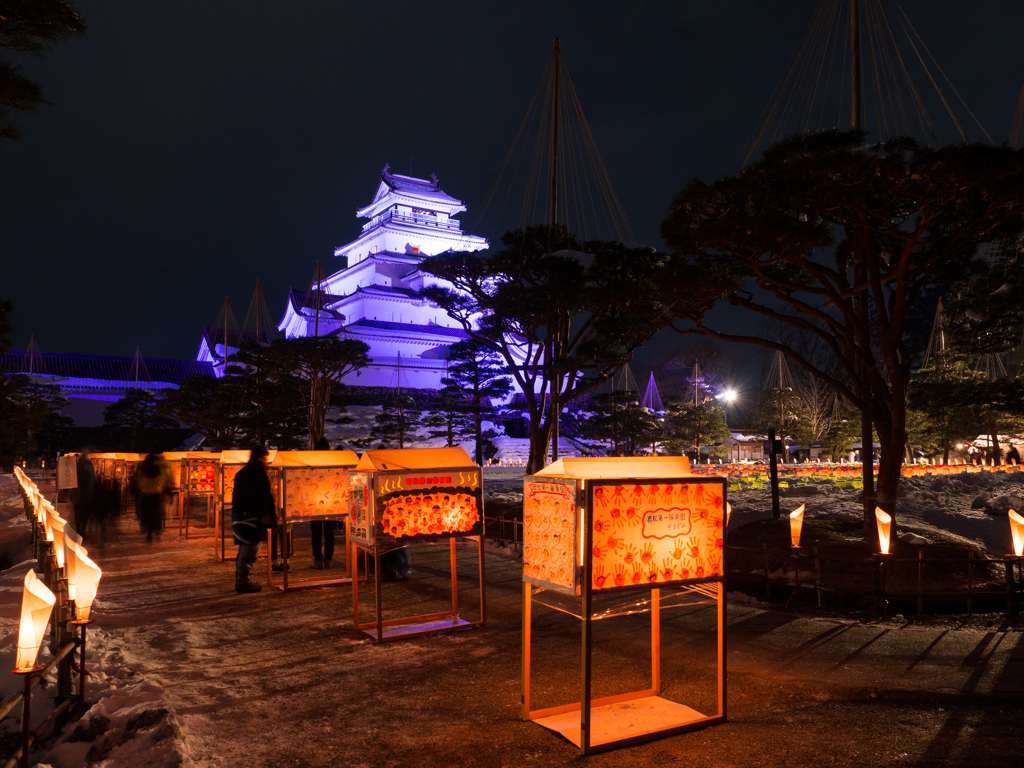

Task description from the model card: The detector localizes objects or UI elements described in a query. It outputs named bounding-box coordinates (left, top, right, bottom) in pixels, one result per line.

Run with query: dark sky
left=2, top=1, right=1022, bottom=378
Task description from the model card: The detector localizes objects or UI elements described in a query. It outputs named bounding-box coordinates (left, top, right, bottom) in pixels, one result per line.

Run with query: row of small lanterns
left=11, top=467, right=102, bottom=768
left=786, top=501, right=1024, bottom=557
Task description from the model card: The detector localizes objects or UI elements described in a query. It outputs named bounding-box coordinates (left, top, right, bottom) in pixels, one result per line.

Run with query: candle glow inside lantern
left=790, top=504, right=806, bottom=549
left=49, top=512, right=68, bottom=568
left=1009, top=509, right=1024, bottom=557
left=64, top=527, right=85, bottom=600
left=16, top=570, right=56, bottom=671
left=348, top=447, right=486, bottom=642
left=72, top=549, right=101, bottom=621
left=522, top=456, right=728, bottom=756
left=875, top=508, right=892, bottom=555
left=264, top=450, right=360, bottom=590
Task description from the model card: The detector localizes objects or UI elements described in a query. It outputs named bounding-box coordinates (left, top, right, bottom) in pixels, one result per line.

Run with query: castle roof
left=356, top=167, right=467, bottom=219
left=343, top=319, right=469, bottom=340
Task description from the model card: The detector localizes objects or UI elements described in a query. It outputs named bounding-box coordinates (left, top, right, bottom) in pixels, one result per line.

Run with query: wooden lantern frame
left=348, top=449, right=487, bottom=642
left=521, top=469, right=728, bottom=755
left=179, top=454, right=219, bottom=538
left=267, top=451, right=364, bottom=592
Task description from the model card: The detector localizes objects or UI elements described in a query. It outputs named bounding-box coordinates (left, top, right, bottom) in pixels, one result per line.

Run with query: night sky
left=2, top=1, right=1022, bottom=378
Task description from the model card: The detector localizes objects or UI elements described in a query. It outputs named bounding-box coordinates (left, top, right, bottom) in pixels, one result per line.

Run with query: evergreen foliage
left=661, top=399, right=730, bottom=462
left=357, top=395, right=421, bottom=450
left=102, top=388, right=180, bottom=452
left=0, top=0, right=86, bottom=145
left=421, top=224, right=668, bottom=473
left=660, top=130, right=1024, bottom=537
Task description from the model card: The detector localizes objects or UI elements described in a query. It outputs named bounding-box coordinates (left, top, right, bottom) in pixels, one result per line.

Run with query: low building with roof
left=0, top=347, right=213, bottom=427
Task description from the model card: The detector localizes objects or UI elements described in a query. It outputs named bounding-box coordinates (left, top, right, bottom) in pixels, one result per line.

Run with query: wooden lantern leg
left=521, top=582, right=532, bottom=720
left=651, top=587, right=661, bottom=695
left=478, top=535, right=487, bottom=627
left=450, top=538, right=459, bottom=615
left=374, top=549, right=384, bottom=641
left=352, top=541, right=360, bottom=627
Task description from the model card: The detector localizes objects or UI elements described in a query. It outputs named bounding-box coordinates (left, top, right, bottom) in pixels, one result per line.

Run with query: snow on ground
left=0, top=477, right=191, bottom=768
left=1, top=473, right=1023, bottom=767
left=323, top=406, right=589, bottom=465
left=725, top=469, right=1024, bottom=556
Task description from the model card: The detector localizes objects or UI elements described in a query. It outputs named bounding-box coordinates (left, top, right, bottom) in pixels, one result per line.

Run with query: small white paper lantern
left=16, top=570, right=56, bottom=671
left=875, top=508, right=892, bottom=555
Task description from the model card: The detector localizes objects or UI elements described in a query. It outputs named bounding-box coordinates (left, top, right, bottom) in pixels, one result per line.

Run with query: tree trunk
left=870, top=388, right=907, bottom=550
left=527, top=415, right=554, bottom=475
left=308, top=377, right=330, bottom=449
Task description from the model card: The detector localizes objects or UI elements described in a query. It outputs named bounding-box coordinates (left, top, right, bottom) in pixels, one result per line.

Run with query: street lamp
left=718, top=389, right=738, bottom=460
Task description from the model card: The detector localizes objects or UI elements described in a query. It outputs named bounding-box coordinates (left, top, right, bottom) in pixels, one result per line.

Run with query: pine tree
left=438, top=340, right=512, bottom=465
left=358, top=394, right=422, bottom=450
left=661, top=399, right=730, bottom=463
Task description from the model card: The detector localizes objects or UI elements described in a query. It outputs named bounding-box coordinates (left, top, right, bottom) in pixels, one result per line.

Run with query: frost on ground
left=727, top=469, right=1024, bottom=556
left=0, top=476, right=190, bottom=768
left=1, top=472, right=1023, bottom=768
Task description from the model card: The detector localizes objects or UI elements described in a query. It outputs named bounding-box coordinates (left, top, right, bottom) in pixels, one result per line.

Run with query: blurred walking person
left=231, top=446, right=276, bottom=594
left=135, top=454, right=170, bottom=542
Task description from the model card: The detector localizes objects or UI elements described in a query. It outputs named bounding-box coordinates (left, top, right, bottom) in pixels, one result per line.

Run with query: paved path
left=3, top=475, right=1022, bottom=768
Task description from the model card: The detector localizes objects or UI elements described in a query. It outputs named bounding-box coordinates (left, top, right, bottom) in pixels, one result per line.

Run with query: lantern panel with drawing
left=179, top=452, right=221, bottom=538
left=265, top=450, right=359, bottom=591
left=349, top=447, right=486, bottom=642
left=522, top=457, right=728, bottom=756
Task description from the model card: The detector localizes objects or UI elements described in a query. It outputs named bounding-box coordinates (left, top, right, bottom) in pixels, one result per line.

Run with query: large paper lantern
left=875, top=508, right=892, bottom=555
left=16, top=570, right=56, bottom=671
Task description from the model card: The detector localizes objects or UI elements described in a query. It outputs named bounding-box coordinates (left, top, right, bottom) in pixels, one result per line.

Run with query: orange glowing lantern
left=49, top=512, right=68, bottom=568
left=16, top=570, right=55, bottom=671
left=70, top=547, right=101, bottom=621
left=1009, top=509, right=1024, bottom=557
left=875, top=508, right=892, bottom=555
left=348, top=448, right=486, bottom=643
left=522, top=456, right=727, bottom=755
left=790, top=504, right=806, bottom=549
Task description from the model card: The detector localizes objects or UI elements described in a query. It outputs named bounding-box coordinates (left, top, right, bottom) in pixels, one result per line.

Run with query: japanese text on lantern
left=376, top=471, right=481, bottom=540
left=348, top=472, right=371, bottom=544
left=523, top=479, right=577, bottom=592
left=589, top=481, right=724, bottom=591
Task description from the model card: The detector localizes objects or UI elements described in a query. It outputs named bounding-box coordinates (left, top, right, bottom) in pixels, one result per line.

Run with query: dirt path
left=3, top=475, right=1023, bottom=767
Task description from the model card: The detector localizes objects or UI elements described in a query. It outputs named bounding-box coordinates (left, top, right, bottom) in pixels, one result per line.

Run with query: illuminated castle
left=199, top=166, right=489, bottom=389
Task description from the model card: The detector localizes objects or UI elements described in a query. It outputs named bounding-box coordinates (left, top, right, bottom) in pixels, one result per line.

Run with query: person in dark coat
left=310, top=436, right=335, bottom=569
left=135, top=453, right=170, bottom=542
left=73, top=452, right=97, bottom=536
left=231, top=446, right=276, bottom=594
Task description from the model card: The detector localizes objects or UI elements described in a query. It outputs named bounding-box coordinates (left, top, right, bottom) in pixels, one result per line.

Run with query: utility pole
left=851, top=0, right=862, bottom=133
left=550, top=37, right=560, bottom=231
left=769, top=428, right=781, bottom=520
left=850, top=0, right=876, bottom=532
left=548, top=37, right=561, bottom=466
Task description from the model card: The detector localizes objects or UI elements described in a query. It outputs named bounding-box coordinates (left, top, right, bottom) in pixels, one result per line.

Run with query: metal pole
left=851, top=0, right=862, bottom=132
left=769, top=428, right=781, bottom=520
left=549, top=37, right=560, bottom=230
left=19, top=672, right=33, bottom=768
